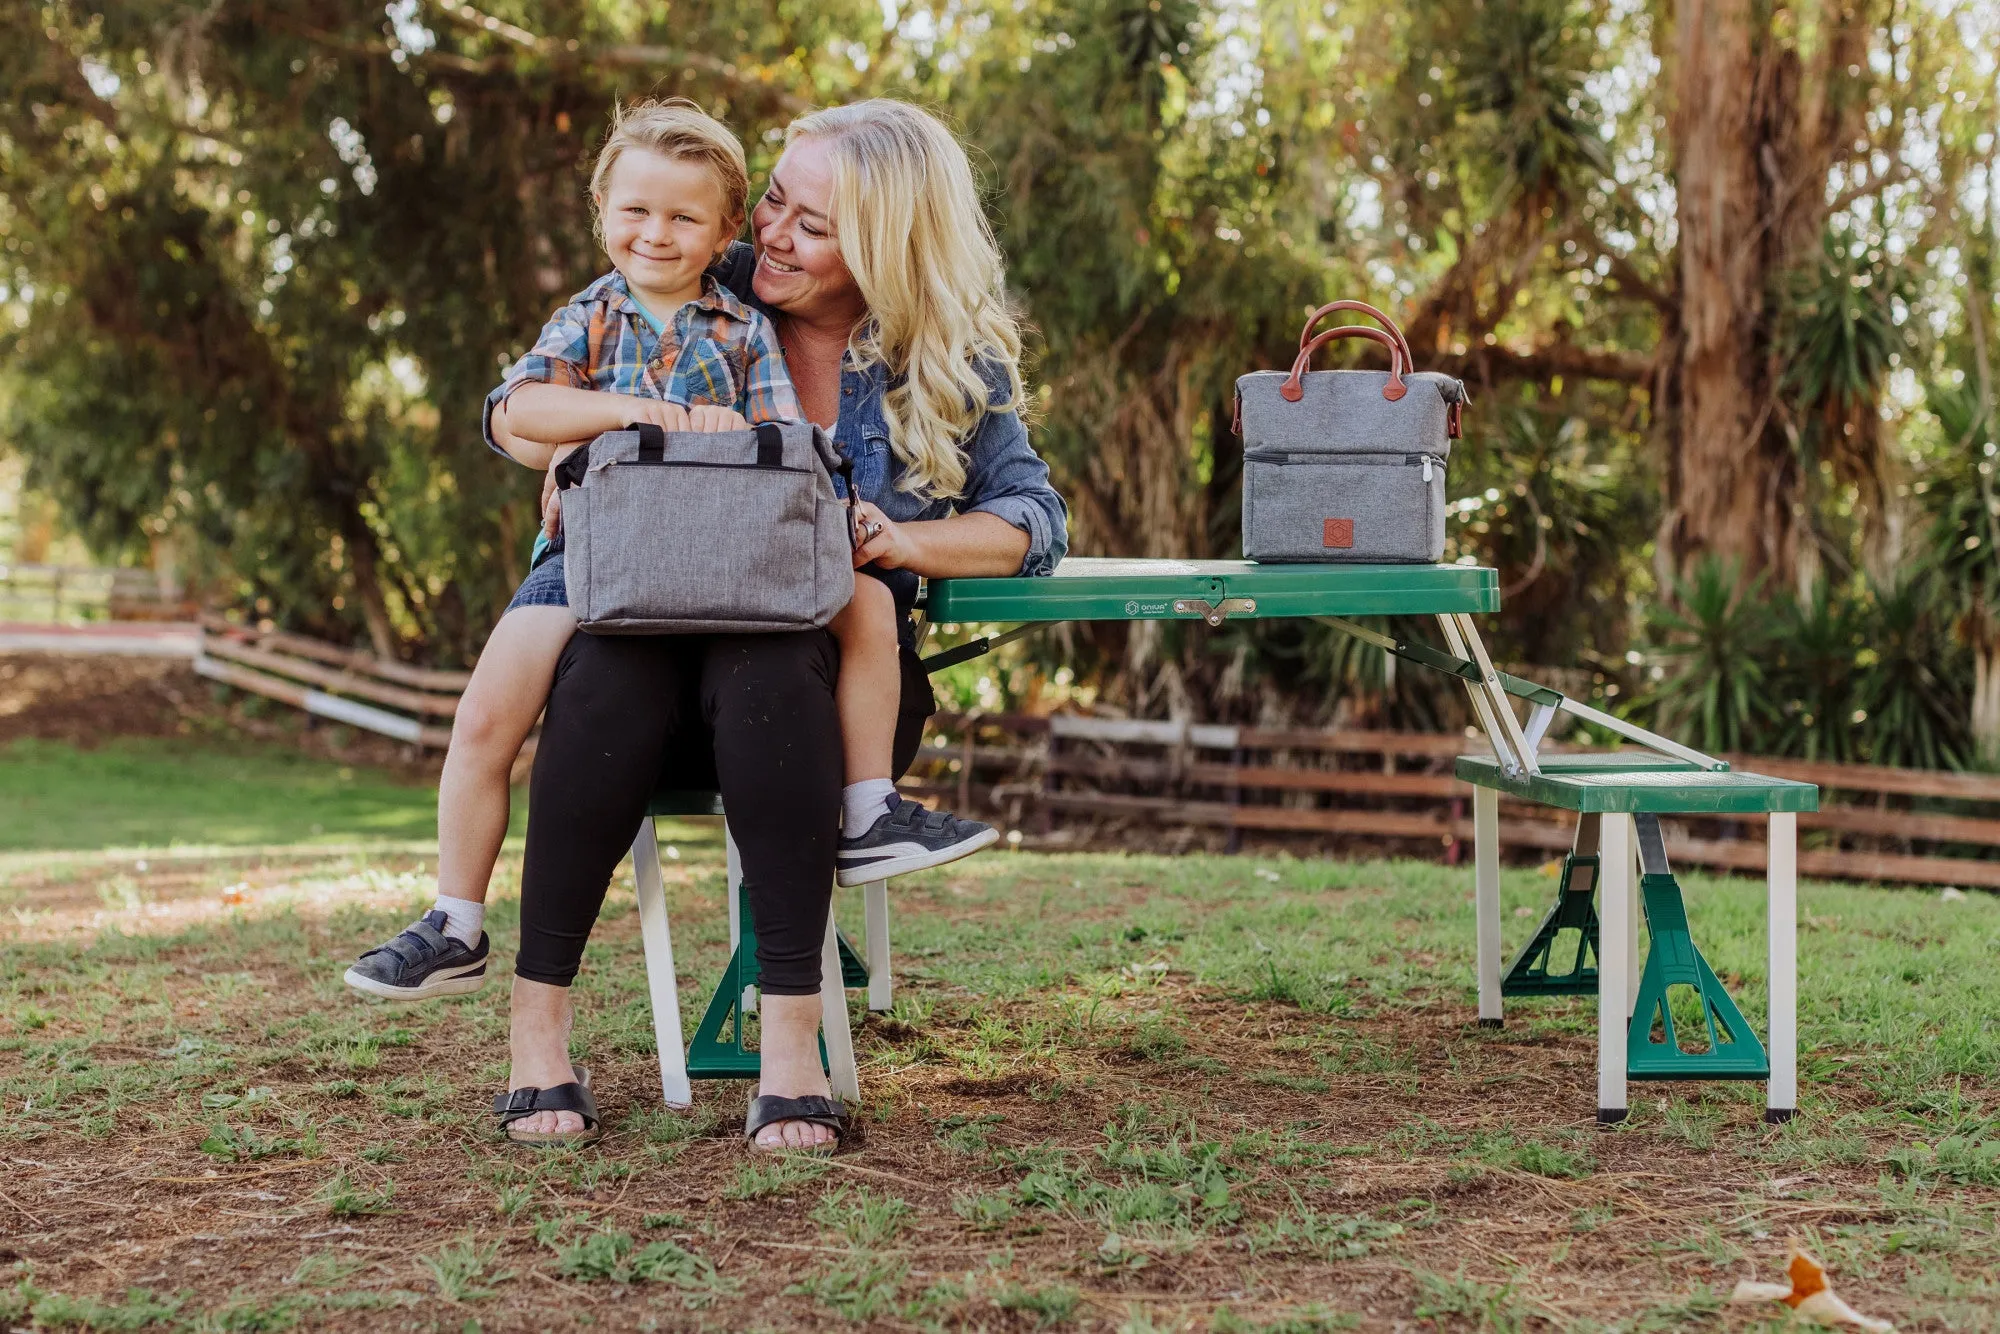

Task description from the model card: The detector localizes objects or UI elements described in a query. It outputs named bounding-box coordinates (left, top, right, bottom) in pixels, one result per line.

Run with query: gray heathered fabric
left=1241, top=452, right=1446, bottom=563
left=1236, top=366, right=1462, bottom=564
left=560, top=422, right=855, bottom=633
left=1236, top=369, right=1462, bottom=455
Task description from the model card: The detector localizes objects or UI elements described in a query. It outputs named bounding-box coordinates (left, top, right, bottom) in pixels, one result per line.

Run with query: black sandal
left=495, top=1064, right=601, bottom=1147
left=744, top=1094, right=847, bottom=1154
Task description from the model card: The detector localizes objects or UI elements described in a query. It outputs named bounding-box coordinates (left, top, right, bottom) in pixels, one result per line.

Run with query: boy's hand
left=541, top=442, right=585, bottom=539
left=621, top=398, right=693, bottom=433
left=687, top=405, right=749, bottom=432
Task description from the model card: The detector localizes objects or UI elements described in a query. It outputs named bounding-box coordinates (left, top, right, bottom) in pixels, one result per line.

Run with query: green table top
left=924, top=557, right=1500, bottom=623
left=1455, top=754, right=1819, bottom=813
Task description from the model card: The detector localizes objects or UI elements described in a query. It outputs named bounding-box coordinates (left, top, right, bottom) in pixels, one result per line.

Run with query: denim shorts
left=505, top=552, right=569, bottom=612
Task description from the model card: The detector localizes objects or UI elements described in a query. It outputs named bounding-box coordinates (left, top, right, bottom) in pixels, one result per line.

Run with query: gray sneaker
left=836, top=796, right=999, bottom=886
left=343, top=910, right=490, bottom=1000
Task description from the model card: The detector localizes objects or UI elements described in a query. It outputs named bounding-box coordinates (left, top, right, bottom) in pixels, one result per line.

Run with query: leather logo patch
left=1323, top=518, right=1354, bottom=549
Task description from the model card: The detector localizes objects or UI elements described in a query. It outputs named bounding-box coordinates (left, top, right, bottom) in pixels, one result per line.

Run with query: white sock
left=842, top=780, right=899, bottom=838
left=432, top=894, right=487, bottom=947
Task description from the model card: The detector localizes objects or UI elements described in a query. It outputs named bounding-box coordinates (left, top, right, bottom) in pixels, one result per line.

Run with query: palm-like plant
left=1637, top=556, right=1782, bottom=754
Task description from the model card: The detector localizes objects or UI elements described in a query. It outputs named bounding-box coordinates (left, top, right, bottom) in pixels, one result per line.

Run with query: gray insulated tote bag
left=1234, top=300, right=1467, bottom=563
left=552, top=420, right=857, bottom=634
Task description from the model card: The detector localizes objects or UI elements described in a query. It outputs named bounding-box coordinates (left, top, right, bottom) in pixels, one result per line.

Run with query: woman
left=499, top=100, right=1068, bottom=1150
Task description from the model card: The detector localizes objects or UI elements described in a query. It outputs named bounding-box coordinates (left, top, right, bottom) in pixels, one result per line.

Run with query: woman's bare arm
left=849, top=504, right=1030, bottom=579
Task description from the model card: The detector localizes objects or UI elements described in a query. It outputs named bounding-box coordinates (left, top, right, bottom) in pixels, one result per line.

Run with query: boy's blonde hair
left=784, top=100, right=1024, bottom=501
left=590, top=98, right=750, bottom=237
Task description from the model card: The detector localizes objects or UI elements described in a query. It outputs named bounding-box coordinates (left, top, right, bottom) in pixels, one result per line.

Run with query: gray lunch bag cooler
left=1234, top=300, right=1467, bottom=563
left=553, top=419, right=856, bottom=633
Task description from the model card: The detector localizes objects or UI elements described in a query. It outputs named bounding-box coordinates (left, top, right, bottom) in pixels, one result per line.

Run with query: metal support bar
left=1522, top=701, right=1556, bottom=756
left=1452, top=615, right=1541, bottom=777
left=1474, top=786, right=1502, bottom=1025
left=1767, top=813, right=1799, bottom=1122
left=1555, top=696, right=1728, bottom=772
left=1597, top=814, right=1632, bottom=1123
left=919, top=621, right=1046, bottom=674
left=1436, top=614, right=1525, bottom=776
left=1315, top=615, right=1726, bottom=773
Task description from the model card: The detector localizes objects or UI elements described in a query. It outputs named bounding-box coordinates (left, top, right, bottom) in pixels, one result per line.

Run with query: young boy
left=343, top=100, right=993, bottom=1001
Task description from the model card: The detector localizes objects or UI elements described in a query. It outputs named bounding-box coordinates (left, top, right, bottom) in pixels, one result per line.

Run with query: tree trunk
left=1663, top=0, right=1868, bottom=591
left=1666, top=0, right=1789, bottom=586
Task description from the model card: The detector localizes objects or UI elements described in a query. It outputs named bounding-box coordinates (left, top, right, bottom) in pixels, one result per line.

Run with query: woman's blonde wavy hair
left=785, top=100, right=1023, bottom=500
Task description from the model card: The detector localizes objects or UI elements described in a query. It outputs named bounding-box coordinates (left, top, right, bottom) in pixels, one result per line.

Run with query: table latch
left=1173, top=597, right=1258, bottom=626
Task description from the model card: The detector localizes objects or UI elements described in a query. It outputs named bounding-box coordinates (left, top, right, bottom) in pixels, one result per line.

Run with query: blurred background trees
left=2, top=0, right=1996, bottom=765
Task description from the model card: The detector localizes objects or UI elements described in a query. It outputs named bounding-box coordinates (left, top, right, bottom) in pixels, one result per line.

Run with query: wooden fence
left=0, top=563, right=191, bottom=623
left=901, top=712, right=2000, bottom=889
left=192, top=617, right=466, bottom=749
left=166, top=622, right=2000, bottom=888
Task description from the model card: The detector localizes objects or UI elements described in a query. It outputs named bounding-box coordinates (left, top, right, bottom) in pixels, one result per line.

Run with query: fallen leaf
left=1730, top=1243, right=1894, bottom=1331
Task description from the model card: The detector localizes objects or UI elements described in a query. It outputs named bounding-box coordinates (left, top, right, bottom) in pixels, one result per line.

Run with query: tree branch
left=1561, top=222, right=1675, bottom=314
left=1436, top=340, right=1655, bottom=386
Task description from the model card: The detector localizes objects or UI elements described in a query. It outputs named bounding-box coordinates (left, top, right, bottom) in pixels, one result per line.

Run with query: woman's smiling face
left=751, top=137, right=863, bottom=324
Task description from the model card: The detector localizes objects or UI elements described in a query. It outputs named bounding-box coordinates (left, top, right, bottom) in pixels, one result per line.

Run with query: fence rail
left=19, top=619, right=1995, bottom=887
left=0, top=563, right=191, bottom=623
left=900, top=712, right=2000, bottom=889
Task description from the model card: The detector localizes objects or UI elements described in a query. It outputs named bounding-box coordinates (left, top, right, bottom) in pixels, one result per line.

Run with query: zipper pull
left=1421, top=456, right=1434, bottom=482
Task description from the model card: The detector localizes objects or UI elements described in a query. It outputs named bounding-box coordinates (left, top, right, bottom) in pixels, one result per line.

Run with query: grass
left=2, top=740, right=1999, bottom=1329
left=0, top=737, right=444, bottom=850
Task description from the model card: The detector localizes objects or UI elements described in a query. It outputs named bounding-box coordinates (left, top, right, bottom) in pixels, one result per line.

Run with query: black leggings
left=516, top=630, right=844, bottom=995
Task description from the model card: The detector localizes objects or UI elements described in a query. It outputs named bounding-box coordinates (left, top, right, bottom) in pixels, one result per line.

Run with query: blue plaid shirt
left=482, top=270, right=800, bottom=453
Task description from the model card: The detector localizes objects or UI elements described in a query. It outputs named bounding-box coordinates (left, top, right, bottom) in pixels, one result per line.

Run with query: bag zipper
left=615, top=458, right=809, bottom=474
left=1244, top=449, right=1445, bottom=475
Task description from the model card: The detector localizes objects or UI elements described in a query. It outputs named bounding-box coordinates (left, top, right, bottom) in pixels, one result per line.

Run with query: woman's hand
left=849, top=500, right=918, bottom=570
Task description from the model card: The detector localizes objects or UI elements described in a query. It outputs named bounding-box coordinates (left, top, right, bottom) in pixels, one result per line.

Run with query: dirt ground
left=5, top=841, right=1998, bottom=1333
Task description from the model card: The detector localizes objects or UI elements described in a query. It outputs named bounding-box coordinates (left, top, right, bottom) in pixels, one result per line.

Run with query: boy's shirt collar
left=581, top=269, right=754, bottom=329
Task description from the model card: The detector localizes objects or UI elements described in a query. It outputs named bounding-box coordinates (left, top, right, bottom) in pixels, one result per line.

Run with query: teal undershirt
left=627, top=292, right=669, bottom=336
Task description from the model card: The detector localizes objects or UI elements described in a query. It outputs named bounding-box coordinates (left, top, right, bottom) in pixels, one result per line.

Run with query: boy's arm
left=494, top=385, right=660, bottom=467
left=741, top=313, right=804, bottom=425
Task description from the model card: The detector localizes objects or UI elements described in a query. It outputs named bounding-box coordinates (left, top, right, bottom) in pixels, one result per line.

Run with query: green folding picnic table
left=633, top=557, right=1814, bottom=1125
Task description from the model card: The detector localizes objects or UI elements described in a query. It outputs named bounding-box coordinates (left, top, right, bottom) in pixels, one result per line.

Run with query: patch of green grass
left=787, top=1256, right=908, bottom=1323
left=419, top=1236, right=512, bottom=1302
left=550, top=1229, right=735, bottom=1304
left=811, top=1186, right=914, bottom=1247
left=313, top=1170, right=396, bottom=1217
left=1246, top=1206, right=1403, bottom=1261
left=1410, top=1268, right=1531, bottom=1333
left=992, top=1280, right=1080, bottom=1328
left=0, top=738, right=443, bottom=851
left=1211, top=1307, right=1359, bottom=1334
left=724, top=1153, right=834, bottom=1200
left=1459, top=1130, right=1595, bottom=1180
left=1, top=1283, right=186, bottom=1331
left=1885, top=1133, right=2000, bottom=1187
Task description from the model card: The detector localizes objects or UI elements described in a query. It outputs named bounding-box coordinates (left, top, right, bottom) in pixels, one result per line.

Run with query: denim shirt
left=714, top=244, right=1069, bottom=612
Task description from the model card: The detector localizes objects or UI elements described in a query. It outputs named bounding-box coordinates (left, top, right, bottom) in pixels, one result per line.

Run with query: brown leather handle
left=1299, top=299, right=1414, bottom=370
left=1280, top=325, right=1408, bottom=402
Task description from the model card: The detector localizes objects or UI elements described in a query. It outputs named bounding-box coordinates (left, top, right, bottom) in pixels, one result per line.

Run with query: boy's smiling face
left=597, top=147, right=735, bottom=312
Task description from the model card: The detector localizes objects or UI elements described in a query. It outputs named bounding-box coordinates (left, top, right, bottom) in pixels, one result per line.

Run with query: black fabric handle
left=754, top=422, right=785, bottom=468
left=553, top=443, right=592, bottom=491
left=633, top=421, right=666, bottom=463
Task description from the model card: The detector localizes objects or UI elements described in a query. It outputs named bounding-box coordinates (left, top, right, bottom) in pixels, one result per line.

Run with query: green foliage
left=1638, top=557, right=1780, bottom=754
left=1, top=0, right=1995, bottom=758
left=1637, top=556, right=1971, bottom=767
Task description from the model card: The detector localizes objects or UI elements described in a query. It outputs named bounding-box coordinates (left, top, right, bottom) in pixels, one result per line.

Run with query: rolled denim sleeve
left=481, top=302, right=594, bottom=455
left=957, top=368, right=1069, bottom=577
